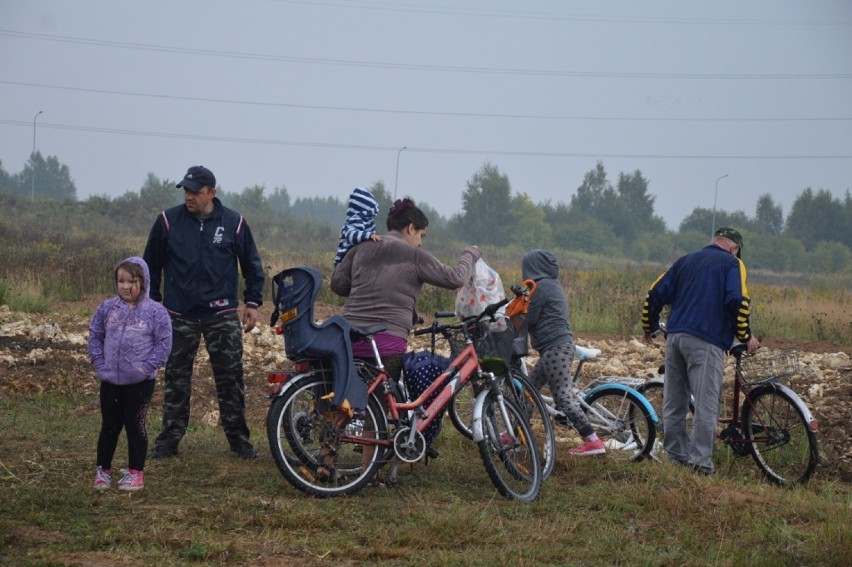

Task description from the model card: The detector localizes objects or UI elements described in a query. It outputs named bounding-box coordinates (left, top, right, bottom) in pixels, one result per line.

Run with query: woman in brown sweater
left=331, top=197, right=480, bottom=391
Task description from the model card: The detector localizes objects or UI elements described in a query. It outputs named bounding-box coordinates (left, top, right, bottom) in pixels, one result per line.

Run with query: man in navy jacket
left=642, top=227, right=760, bottom=475
left=144, top=165, right=265, bottom=460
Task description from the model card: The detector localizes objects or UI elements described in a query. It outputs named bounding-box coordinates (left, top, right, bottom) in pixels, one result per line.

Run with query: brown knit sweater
left=330, top=232, right=481, bottom=340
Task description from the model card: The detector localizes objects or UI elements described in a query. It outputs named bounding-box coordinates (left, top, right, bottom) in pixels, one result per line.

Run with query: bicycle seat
left=575, top=345, right=601, bottom=361
left=351, top=325, right=387, bottom=342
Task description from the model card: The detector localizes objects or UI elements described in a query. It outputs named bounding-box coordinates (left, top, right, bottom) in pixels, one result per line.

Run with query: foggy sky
left=1, top=0, right=850, bottom=230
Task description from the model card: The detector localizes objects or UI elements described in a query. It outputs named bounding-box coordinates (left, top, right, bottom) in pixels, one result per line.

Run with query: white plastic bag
left=455, top=259, right=506, bottom=330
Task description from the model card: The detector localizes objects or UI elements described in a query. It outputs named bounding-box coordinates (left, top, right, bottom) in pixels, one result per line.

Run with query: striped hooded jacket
left=334, top=187, right=379, bottom=268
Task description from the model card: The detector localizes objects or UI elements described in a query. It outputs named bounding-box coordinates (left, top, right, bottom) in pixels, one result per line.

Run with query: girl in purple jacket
left=88, top=256, right=172, bottom=492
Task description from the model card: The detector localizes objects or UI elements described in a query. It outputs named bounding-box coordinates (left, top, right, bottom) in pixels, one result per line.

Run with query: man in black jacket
left=144, top=165, right=265, bottom=460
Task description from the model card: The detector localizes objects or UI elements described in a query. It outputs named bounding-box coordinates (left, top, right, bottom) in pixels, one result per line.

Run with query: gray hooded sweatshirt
left=521, top=250, right=574, bottom=353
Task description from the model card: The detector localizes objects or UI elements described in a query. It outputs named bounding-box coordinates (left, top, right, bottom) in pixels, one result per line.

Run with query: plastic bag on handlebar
left=454, top=259, right=507, bottom=331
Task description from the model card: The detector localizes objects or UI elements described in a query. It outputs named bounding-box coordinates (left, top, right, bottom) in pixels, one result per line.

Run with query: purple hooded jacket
left=88, top=256, right=173, bottom=385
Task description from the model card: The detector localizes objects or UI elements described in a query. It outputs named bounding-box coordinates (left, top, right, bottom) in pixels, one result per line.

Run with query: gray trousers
left=663, top=332, right=724, bottom=472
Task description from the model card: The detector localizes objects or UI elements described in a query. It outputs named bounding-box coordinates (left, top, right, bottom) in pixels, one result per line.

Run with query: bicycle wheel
left=477, top=393, right=542, bottom=502
left=449, top=373, right=556, bottom=481
left=267, top=370, right=328, bottom=467
left=741, top=384, right=818, bottom=485
left=448, top=378, right=479, bottom=440
left=266, top=373, right=389, bottom=497
left=503, top=372, right=556, bottom=480
left=583, top=386, right=656, bottom=462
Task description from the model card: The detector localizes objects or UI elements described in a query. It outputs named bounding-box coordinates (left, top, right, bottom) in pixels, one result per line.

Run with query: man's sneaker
left=150, top=445, right=178, bottom=459
left=232, top=442, right=258, bottom=460
left=569, top=438, right=606, bottom=456
left=117, top=469, right=144, bottom=492
left=93, top=466, right=111, bottom=490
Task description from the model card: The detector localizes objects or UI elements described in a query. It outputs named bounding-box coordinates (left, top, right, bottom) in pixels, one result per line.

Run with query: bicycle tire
left=448, top=372, right=556, bottom=480
left=267, top=370, right=329, bottom=468
left=477, top=393, right=542, bottom=502
left=583, top=386, right=656, bottom=462
left=448, top=378, right=479, bottom=439
left=266, top=373, right=389, bottom=497
left=741, top=384, right=818, bottom=486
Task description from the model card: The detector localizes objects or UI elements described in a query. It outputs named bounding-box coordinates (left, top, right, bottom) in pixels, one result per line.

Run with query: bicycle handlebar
left=413, top=297, right=510, bottom=338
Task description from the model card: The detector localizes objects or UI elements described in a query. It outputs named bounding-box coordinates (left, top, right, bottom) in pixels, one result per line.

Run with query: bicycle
left=438, top=311, right=557, bottom=480
left=448, top=308, right=657, bottom=465
left=637, top=342, right=819, bottom=485
left=265, top=267, right=542, bottom=501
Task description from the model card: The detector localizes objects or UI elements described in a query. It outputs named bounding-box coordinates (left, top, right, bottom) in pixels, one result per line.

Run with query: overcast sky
left=1, top=0, right=850, bottom=230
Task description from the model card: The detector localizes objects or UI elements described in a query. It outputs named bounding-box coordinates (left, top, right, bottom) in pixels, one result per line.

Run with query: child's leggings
left=97, top=379, right=155, bottom=471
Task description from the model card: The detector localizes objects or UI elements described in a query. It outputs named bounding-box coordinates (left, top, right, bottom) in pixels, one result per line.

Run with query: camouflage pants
left=155, top=314, right=251, bottom=449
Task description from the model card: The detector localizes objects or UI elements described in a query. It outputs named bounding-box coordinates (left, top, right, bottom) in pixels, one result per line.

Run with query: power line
left=280, top=0, right=852, bottom=27
left=2, top=119, right=849, bottom=160
left=3, top=80, right=851, bottom=123
left=2, top=29, right=851, bottom=80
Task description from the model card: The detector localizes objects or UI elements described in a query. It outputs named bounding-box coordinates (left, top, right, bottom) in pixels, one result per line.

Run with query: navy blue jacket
left=642, top=244, right=753, bottom=351
left=143, top=198, right=264, bottom=321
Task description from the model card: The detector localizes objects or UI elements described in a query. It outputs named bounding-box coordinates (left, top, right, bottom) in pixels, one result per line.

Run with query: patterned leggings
left=528, top=343, right=595, bottom=438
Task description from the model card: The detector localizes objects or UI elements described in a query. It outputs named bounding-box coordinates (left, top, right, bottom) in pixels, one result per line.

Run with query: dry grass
left=1, top=393, right=850, bottom=566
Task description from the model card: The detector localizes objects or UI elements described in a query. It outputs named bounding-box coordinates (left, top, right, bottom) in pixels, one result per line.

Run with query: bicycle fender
left=270, top=370, right=327, bottom=399
left=583, top=383, right=659, bottom=423
left=751, top=382, right=817, bottom=430
left=470, top=388, right=492, bottom=443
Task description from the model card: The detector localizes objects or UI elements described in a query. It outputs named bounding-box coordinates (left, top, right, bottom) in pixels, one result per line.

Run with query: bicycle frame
left=368, top=339, right=484, bottom=448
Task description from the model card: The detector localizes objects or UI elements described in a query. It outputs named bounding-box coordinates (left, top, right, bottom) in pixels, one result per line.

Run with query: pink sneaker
left=117, top=468, right=145, bottom=492
left=93, top=466, right=111, bottom=490
left=569, top=438, right=606, bottom=456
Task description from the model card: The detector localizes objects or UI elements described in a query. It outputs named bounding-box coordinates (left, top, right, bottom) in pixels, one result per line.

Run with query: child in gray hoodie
left=520, top=249, right=605, bottom=455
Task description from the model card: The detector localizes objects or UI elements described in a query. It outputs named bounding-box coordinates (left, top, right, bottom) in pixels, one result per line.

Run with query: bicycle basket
left=740, top=349, right=802, bottom=386
left=448, top=321, right=514, bottom=373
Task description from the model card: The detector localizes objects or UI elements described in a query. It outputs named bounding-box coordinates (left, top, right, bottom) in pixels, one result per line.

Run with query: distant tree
left=786, top=188, right=847, bottom=249
left=139, top=173, right=181, bottom=212
left=267, top=186, right=290, bottom=213
left=616, top=170, right=666, bottom=237
left=0, top=160, right=13, bottom=194
left=807, top=241, right=851, bottom=273
left=754, top=194, right=783, bottom=235
left=507, top=193, right=552, bottom=250
left=455, top=162, right=513, bottom=246
left=16, top=152, right=76, bottom=201
left=291, top=195, right=345, bottom=227
left=571, top=161, right=615, bottom=221
left=230, top=185, right=272, bottom=215
left=680, top=207, right=751, bottom=236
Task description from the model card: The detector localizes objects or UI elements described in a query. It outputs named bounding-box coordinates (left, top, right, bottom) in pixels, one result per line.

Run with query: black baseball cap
left=714, top=227, right=744, bottom=258
left=177, top=165, right=216, bottom=192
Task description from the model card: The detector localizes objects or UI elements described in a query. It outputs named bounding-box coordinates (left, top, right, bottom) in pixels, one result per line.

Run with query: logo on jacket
left=213, top=226, right=225, bottom=244
left=209, top=299, right=230, bottom=308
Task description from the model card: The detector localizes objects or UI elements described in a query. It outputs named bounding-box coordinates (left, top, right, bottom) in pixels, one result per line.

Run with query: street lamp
left=31, top=110, right=43, bottom=201
left=711, top=173, right=728, bottom=236
left=393, top=146, right=407, bottom=200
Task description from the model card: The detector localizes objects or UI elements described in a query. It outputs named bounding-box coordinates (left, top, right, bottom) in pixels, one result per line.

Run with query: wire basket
left=447, top=321, right=515, bottom=369
left=740, top=349, right=802, bottom=386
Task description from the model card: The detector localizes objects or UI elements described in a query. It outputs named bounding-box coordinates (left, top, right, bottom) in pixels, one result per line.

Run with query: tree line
left=1, top=154, right=850, bottom=274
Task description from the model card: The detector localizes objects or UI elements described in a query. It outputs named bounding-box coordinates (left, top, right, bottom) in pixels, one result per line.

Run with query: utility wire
left=1, top=29, right=851, bottom=80
left=2, top=119, right=849, bottom=159
left=2, top=80, right=850, bottom=122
